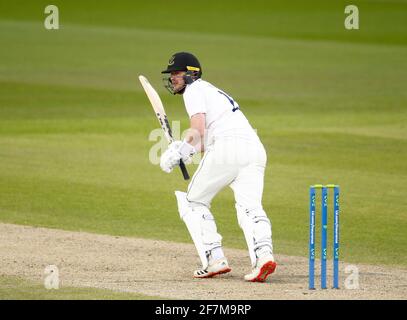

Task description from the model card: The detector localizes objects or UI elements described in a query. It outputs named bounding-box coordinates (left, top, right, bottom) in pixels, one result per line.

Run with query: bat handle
left=179, top=160, right=190, bottom=180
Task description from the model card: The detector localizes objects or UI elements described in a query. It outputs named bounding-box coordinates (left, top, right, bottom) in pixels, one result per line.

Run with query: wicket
left=309, top=184, right=340, bottom=289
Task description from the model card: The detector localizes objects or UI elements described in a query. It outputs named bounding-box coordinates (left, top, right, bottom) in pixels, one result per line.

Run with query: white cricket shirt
left=183, top=79, right=260, bottom=145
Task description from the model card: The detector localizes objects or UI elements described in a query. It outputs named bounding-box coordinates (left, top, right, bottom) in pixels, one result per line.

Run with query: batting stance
left=159, top=52, right=276, bottom=282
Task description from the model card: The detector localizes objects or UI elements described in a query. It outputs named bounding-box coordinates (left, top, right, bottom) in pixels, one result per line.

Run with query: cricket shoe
left=244, top=254, right=277, bottom=282
left=194, top=258, right=231, bottom=278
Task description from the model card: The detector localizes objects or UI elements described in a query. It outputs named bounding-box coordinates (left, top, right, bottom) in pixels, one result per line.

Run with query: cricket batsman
left=159, top=52, right=276, bottom=282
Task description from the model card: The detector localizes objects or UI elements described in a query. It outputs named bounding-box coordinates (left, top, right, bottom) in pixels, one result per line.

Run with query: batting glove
left=160, top=141, right=196, bottom=173
left=175, top=140, right=196, bottom=164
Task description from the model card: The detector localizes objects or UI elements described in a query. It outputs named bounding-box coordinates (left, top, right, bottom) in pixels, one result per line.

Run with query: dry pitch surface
left=1, top=223, right=406, bottom=300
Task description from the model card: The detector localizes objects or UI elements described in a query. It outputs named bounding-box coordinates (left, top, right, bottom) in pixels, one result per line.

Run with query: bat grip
left=179, top=160, right=190, bottom=180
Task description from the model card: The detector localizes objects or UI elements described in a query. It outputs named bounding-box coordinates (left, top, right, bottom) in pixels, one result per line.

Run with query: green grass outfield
left=0, top=0, right=406, bottom=286
left=0, top=276, right=164, bottom=300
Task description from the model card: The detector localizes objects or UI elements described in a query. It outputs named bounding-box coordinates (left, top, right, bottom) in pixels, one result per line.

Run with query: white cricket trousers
left=184, top=136, right=273, bottom=267
left=186, top=137, right=267, bottom=210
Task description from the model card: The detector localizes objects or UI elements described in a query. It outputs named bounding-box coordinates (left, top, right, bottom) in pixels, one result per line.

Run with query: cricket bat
left=138, top=75, right=190, bottom=180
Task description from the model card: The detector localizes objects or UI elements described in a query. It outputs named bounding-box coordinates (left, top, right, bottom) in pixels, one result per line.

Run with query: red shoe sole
left=194, top=267, right=232, bottom=279
left=250, top=261, right=277, bottom=282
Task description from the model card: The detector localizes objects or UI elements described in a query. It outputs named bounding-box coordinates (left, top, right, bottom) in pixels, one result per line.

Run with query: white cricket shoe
left=244, top=254, right=277, bottom=282
left=194, top=258, right=232, bottom=278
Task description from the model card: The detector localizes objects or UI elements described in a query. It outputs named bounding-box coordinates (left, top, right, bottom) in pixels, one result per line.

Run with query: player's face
left=170, top=71, right=186, bottom=92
